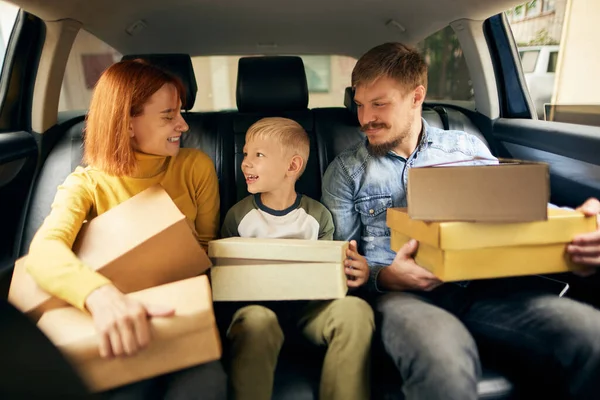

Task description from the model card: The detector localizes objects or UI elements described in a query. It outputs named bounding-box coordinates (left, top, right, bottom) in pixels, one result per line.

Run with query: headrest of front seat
left=236, top=56, right=308, bottom=113
left=344, top=86, right=357, bottom=115
left=121, top=53, right=197, bottom=110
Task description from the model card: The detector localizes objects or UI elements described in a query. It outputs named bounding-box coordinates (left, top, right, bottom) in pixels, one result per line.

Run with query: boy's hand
left=345, top=240, right=369, bottom=288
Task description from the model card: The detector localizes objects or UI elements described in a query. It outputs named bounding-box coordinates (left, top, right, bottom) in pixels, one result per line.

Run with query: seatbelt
left=432, top=106, right=450, bottom=130
left=433, top=106, right=464, bottom=132
left=446, top=108, right=465, bottom=132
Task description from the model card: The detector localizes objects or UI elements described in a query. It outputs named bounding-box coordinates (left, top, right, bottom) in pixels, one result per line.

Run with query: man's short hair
left=352, top=42, right=428, bottom=93
left=246, top=117, right=310, bottom=177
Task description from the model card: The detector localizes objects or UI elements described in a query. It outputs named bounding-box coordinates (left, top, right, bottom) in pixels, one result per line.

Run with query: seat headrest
left=344, top=86, right=357, bottom=115
left=121, top=54, right=197, bottom=110
left=236, top=56, right=308, bottom=113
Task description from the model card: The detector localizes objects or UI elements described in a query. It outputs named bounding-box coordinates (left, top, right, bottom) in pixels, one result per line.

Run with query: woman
left=25, top=60, right=226, bottom=399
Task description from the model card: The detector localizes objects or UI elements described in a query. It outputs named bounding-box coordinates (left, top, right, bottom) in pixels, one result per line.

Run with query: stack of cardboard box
left=388, top=160, right=597, bottom=281
left=208, top=237, right=349, bottom=301
left=8, top=185, right=221, bottom=392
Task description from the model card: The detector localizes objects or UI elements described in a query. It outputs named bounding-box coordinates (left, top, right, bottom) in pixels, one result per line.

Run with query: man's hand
left=345, top=240, right=369, bottom=288
left=85, top=284, right=175, bottom=358
left=568, top=198, right=600, bottom=277
left=378, top=239, right=443, bottom=291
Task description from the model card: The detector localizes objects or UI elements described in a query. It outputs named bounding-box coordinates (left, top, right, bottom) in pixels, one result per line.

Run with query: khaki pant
left=226, top=297, right=374, bottom=400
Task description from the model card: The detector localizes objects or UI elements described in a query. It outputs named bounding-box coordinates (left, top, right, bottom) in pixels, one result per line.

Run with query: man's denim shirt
left=321, top=118, right=494, bottom=292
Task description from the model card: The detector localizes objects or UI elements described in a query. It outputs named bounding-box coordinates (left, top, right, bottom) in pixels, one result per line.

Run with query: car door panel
left=0, top=131, right=37, bottom=297
left=492, top=118, right=600, bottom=208
left=0, top=10, right=44, bottom=297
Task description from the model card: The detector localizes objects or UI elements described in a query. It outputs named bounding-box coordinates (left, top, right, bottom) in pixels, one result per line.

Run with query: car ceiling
left=8, top=0, right=524, bottom=57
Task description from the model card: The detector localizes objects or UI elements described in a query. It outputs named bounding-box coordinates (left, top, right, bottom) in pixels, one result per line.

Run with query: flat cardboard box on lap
left=208, top=237, right=348, bottom=301
left=407, top=159, right=550, bottom=222
left=8, top=185, right=212, bottom=320
left=36, top=276, right=222, bottom=392
left=387, top=207, right=597, bottom=281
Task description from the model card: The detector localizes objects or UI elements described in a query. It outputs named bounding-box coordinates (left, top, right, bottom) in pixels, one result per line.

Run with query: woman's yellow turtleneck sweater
left=25, top=148, right=219, bottom=310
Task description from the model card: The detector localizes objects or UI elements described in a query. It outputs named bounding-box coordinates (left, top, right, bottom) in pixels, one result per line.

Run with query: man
left=322, top=42, right=600, bottom=400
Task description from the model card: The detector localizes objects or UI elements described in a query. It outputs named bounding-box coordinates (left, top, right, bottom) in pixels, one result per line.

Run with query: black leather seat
left=12, top=54, right=516, bottom=399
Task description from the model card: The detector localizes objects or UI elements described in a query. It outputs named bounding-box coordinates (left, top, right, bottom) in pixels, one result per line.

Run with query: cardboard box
left=210, top=263, right=347, bottom=301
left=407, top=159, right=550, bottom=222
left=9, top=185, right=212, bottom=320
left=387, top=207, right=597, bottom=281
left=36, top=276, right=221, bottom=392
left=8, top=257, right=69, bottom=318
left=208, top=237, right=348, bottom=301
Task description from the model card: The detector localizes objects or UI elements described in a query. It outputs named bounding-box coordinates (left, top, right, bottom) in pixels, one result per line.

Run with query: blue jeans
left=376, top=283, right=600, bottom=400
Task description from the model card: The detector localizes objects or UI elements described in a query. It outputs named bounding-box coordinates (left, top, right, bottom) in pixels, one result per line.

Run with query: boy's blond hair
left=246, top=117, right=310, bottom=177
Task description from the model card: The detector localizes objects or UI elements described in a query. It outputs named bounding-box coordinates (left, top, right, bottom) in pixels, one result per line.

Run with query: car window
left=59, top=29, right=122, bottom=112
left=547, top=51, right=558, bottom=73
left=417, top=25, right=474, bottom=104
left=59, top=31, right=357, bottom=112
left=506, top=0, right=600, bottom=125
left=0, top=1, right=20, bottom=79
left=519, top=51, right=539, bottom=73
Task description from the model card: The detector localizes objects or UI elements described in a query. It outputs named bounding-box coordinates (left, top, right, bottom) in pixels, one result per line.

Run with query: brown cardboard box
left=36, top=275, right=221, bottom=392
left=208, top=237, right=348, bottom=301
left=407, top=159, right=550, bottom=222
left=387, top=207, right=597, bottom=281
left=8, top=185, right=212, bottom=320
left=8, top=257, right=69, bottom=318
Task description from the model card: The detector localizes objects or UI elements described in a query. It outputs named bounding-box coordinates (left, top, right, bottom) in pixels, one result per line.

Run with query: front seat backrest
left=236, top=56, right=309, bottom=113
left=121, top=53, right=198, bottom=110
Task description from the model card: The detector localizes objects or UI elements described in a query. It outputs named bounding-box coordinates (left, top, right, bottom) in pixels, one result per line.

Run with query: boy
left=220, top=117, right=374, bottom=400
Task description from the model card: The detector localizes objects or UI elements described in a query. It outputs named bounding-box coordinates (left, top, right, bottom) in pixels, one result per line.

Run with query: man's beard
left=362, top=121, right=412, bottom=157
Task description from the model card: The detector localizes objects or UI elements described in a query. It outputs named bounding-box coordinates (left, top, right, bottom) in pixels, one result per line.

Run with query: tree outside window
left=418, top=26, right=474, bottom=102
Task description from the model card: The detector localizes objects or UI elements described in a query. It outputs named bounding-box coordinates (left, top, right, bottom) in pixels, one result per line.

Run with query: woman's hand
left=84, top=284, right=175, bottom=358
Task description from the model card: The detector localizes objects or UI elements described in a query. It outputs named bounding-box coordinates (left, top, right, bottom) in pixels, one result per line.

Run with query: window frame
left=484, top=13, right=536, bottom=119
left=0, top=5, right=22, bottom=123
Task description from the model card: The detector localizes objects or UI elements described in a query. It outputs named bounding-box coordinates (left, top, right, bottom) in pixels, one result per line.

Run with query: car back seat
left=15, top=54, right=515, bottom=400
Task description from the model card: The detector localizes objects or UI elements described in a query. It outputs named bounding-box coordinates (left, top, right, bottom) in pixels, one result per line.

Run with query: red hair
left=83, top=60, right=186, bottom=176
